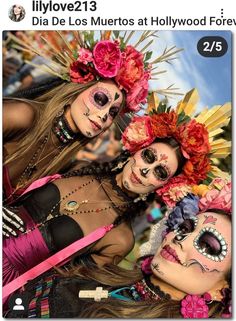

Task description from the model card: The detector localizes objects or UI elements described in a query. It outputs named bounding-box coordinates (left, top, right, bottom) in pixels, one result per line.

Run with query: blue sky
left=94, top=30, right=231, bottom=111
left=150, top=30, right=231, bottom=111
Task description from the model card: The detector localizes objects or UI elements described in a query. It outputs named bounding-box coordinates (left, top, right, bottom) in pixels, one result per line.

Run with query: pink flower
left=77, top=48, right=93, bottom=65
left=141, top=256, right=153, bottom=275
left=156, top=176, right=193, bottom=207
left=199, top=181, right=231, bottom=214
left=70, top=61, right=95, bottom=84
left=181, top=295, right=209, bottom=318
left=126, top=71, right=150, bottom=112
left=122, top=116, right=155, bottom=154
left=211, top=178, right=227, bottom=190
left=93, top=40, right=122, bottom=78
left=115, top=45, right=144, bottom=91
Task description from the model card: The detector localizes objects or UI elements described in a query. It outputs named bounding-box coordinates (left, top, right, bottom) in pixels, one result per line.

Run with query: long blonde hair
left=4, top=81, right=98, bottom=187
left=60, top=264, right=225, bottom=318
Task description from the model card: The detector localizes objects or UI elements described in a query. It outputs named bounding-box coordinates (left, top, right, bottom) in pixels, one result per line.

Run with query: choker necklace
left=130, top=276, right=171, bottom=301
left=52, top=114, right=78, bottom=144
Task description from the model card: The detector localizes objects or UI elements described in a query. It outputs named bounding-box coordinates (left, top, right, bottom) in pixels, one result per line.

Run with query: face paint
left=121, top=142, right=179, bottom=194
left=203, top=215, right=217, bottom=225
left=159, top=153, right=168, bottom=162
left=141, top=147, right=158, bottom=163
left=114, top=92, right=120, bottom=101
left=70, top=80, right=123, bottom=138
left=151, top=261, right=164, bottom=275
left=193, top=227, right=228, bottom=262
left=174, top=217, right=198, bottom=242
left=181, top=259, right=221, bottom=273
left=89, top=87, right=112, bottom=109
left=140, top=148, right=171, bottom=181
left=151, top=212, right=231, bottom=294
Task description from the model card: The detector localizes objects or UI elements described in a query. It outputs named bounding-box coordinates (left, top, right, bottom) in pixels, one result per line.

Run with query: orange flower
left=151, top=111, right=177, bottom=138
left=177, top=120, right=210, bottom=156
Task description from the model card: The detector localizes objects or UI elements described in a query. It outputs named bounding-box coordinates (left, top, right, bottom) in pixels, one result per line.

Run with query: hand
left=3, top=207, right=26, bottom=237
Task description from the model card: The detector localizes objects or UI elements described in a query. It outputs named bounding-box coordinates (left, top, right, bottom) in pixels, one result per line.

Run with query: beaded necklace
left=22, top=178, right=133, bottom=235
left=109, top=276, right=171, bottom=302
left=52, top=113, right=79, bottom=144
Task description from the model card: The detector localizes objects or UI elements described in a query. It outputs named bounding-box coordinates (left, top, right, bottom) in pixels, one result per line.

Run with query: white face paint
left=70, top=80, right=123, bottom=138
left=151, top=212, right=231, bottom=295
left=121, top=142, right=179, bottom=194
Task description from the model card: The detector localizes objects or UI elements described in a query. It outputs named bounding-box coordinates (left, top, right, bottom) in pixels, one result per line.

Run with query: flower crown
left=139, top=178, right=231, bottom=258
left=166, top=178, right=231, bottom=231
left=8, top=31, right=182, bottom=113
left=122, top=90, right=231, bottom=204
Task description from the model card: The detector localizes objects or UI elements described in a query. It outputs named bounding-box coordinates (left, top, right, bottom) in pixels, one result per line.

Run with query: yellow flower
left=192, top=184, right=209, bottom=197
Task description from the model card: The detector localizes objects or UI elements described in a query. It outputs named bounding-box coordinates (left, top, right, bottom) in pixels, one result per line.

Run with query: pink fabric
left=21, top=174, right=62, bottom=196
left=3, top=208, right=50, bottom=287
left=3, top=224, right=114, bottom=303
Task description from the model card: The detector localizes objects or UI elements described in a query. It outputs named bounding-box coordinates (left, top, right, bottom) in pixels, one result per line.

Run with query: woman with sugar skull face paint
left=2, top=93, right=230, bottom=293
left=4, top=180, right=232, bottom=318
left=4, top=30, right=157, bottom=204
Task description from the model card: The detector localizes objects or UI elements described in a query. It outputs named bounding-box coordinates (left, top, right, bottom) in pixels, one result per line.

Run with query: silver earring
left=134, top=193, right=149, bottom=203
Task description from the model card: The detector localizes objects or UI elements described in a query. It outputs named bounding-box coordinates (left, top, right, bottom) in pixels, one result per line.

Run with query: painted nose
left=98, top=113, right=108, bottom=123
left=140, top=168, right=149, bottom=177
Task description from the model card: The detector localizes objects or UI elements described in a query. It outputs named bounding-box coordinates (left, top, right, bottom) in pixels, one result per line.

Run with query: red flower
left=156, top=176, right=193, bottom=207
left=126, top=71, right=150, bottom=112
left=177, top=120, right=210, bottom=157
left=122, top=116, right=155, bottom=154
left=93, top=40, right=122, bottom=78
left=70, top=61, right=95, bottom=83
left=115, top=45, right=144, bottom=91
left=151, top=111, right=178, bottom=138
left=183, top=155, right=211, bottom=184
left=181, top=295, right=209, bottom=318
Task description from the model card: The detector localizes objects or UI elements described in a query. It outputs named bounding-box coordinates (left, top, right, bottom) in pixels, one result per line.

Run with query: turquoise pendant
left=64, top=200, right=80, bottom=212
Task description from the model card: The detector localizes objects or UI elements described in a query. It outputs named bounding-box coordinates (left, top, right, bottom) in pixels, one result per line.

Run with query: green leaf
left=73, top=50, right=78, bottom=60
left=145, top=51, right=152, bottom=62
left=157, top=102, right=167, bottom=113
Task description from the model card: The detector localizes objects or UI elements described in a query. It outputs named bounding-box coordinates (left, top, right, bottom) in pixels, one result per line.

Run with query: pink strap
left=21, top=174, right=62, bottom=196
left=3, top=224, right=113, bottom=301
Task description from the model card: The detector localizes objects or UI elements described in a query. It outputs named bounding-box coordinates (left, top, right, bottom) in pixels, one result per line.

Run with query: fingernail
left=19, top=227, right=25, bottom=232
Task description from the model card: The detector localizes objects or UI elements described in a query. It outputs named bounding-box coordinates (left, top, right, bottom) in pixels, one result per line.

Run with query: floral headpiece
left=122, top=90, right=231, bottom=205
left=140, top=179, right=231, bottom=318
left=166, top=178, right=231, bottom=230
left=8, top=31, right=182, bottom=113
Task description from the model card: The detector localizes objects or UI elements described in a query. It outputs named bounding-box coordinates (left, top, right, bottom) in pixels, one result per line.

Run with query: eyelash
left=174, top=217, right=198, bottom=235
left=153, top=164, right=170, bottom=181
left=89, top=87, right=112, bottom=109
left=194, top=227, right=227, bottom=262
left=141, top=148, right=157, bottom=163
left=141, top=148, right=171, bottom=181
left=108, top=106, right=120, bottom=119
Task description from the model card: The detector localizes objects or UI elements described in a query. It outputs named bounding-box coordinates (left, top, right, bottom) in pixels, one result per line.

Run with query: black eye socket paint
left=114, top=92, right=120, bottom=101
